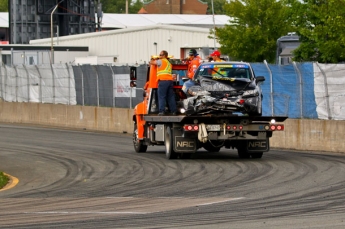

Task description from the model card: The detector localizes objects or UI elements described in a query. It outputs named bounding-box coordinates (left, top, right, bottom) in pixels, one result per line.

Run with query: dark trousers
left=158, top=80, right=176, bottom=113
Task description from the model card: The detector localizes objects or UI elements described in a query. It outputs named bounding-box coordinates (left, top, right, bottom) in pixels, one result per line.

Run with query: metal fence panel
left=95, top=65, right=113, bottom=107
left=0, top=62, right=344, bottom=120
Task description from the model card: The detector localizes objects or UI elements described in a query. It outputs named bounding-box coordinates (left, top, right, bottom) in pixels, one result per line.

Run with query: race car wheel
left=133, top=123, right=147, bottom=153
left=248, top=96, right=262, bottom=116
left=165, top=126, right=177, bottom=159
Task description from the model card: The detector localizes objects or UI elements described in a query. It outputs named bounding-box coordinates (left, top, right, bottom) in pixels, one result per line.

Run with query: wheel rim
left=133, top=126, right=139, bottom=147
left=165, top=128, right=171, bottom=156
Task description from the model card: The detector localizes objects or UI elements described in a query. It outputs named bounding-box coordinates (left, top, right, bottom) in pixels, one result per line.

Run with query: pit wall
left=0, top=100, right=344, bottom=154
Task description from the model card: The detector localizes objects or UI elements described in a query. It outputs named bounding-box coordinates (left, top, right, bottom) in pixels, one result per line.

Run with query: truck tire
left=250, top=152, right=263, bottom=158
left=165, top=126, right=177, bottom=159
left=237, top=144, right=250, bottom=158
left=133, top=123, right=147, bottom=153
left=179, top=153, right=192, bottom=159
left=203, top=141, right=221, bottom=152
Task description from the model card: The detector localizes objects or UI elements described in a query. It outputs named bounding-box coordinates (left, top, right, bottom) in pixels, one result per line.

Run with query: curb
left=0, top=173, right=19, bottom=192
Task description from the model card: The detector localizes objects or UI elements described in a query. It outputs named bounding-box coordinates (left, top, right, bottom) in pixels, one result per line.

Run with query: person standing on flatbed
left=149, top=50, right=177, bottom=116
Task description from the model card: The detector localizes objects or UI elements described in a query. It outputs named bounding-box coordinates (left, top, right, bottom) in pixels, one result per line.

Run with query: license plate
left=206, top=125, right=220, bottom=131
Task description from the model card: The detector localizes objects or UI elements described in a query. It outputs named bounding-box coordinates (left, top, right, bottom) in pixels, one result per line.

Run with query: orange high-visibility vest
left=187, top=56, right=202, bottom=79
left=157, top=58, right=173, bottom=81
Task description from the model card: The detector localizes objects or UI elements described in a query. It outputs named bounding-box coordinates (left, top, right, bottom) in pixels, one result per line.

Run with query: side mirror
left=130, top=80, right=136, bottom=87
left=255, top=76, right=265, bottom=83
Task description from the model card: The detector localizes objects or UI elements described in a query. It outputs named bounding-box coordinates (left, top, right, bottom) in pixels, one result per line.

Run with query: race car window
left=196, top=64, right=250, bottom=80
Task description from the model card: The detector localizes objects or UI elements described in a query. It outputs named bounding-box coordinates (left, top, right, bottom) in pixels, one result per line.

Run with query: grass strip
left=0, top=172, right=9, bottom=189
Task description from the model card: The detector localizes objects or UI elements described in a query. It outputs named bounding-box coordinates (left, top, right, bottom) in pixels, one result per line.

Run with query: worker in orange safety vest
left=182, top=49, right=202, bottom=97
left=187, top=49, right=203, bottom=79
left=149, top=50, right=177, bottom=116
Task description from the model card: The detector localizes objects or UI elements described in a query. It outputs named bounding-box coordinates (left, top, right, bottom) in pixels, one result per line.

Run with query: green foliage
left=0, top=0, right=8, bottom=12
left=204, top=0, right=228, bottom=15
left=100, top=0, right=142, bottom=13
left=292, top=0, right=345, bottom=63
left=0, top=172, right=9, bottom=189
left=215, top=0, right=295, bottom=63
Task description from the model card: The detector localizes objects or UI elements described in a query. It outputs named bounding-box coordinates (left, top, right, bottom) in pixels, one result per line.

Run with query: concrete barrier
left=0, top=100, right=344, bottom=153
left=0, top=100, right=133, bottom=134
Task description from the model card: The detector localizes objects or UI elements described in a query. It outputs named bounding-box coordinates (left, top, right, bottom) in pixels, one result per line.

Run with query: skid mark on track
left=3, top=197, right=245, bottom=218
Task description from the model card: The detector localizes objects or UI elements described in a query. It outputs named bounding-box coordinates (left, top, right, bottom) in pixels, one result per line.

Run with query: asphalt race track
left=0, top=123, right=345, bottom=229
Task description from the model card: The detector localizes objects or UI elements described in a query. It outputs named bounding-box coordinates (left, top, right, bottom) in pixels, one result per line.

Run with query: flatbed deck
left=143, top=114, right=288, bottom=123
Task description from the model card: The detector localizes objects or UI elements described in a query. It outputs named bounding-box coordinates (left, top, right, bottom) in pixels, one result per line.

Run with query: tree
left=215, top=0, right=295, bottom=63
left=292, top=0, right=345, bottom=63
left=204, top=0, right=228, bottom=15
left=0, top=0, right=8, bottom=12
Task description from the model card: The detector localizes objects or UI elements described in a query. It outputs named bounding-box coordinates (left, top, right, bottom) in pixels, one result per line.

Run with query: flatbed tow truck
left=132, top=58, right=287, bottom=159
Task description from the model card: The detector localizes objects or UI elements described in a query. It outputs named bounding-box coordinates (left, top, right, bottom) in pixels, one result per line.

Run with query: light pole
left=211, top=0, right=216, bottom=49
left=51, top=4, right=59, bottom=64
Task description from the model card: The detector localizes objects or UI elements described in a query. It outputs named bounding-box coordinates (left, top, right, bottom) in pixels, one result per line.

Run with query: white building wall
left=30, top=25, right=219, bottom=65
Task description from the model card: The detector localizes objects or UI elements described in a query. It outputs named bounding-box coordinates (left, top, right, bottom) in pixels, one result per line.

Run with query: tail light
left=183, top=125, right=199, bottom=131
left=267, top=124, right=284, bottom=131
left=226, top=125, right=243, bottom=131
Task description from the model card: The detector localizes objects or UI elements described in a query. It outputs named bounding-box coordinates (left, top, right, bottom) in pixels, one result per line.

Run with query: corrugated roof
left=101, top=14, right=231, bottom=29
left=0, top=12, right=231, bottom=29
left=31, top=24, right=213, bottom=43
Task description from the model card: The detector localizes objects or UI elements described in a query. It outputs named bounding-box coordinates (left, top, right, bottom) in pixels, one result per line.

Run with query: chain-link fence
left=0, top=62, right=344, bottom=120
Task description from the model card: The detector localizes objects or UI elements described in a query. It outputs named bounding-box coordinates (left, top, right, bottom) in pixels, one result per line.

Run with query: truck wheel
left=165, top=126, right=177, bottom=159
left=133, top=123, right=147, bottom=153
left=203, top=141, right=221, bottom=152
left=179, top=153, right=192, bottom=159
left=251, top=152, right=263, bottom=159
left=237, top=145, right=250, bottom=159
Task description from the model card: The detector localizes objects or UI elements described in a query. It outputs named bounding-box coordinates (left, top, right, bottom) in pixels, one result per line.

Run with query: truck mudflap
left=174, top=136, right=197, bottom=152
left=173, top=126, right=197, bottom=153
left=246, top=139, right=270, bottom=152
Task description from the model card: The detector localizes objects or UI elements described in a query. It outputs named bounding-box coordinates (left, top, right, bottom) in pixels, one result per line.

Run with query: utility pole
left=97, top=0, right=102, bottom=31
left=211, top=0, right=216, bottom=49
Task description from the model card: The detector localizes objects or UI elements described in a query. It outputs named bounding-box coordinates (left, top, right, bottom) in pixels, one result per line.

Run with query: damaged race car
left=181, top=62, right=265, bottom=116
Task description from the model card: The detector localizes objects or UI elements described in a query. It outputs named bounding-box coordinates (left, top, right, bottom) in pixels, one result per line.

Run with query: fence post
left=50, top=64, right=56, bottom=104
left=4, top=65, right=7, bottom=101
left=11, top=48, right=13, bottom=66
left=78, top=65, right=85, bottom=106
left=35, top=65, right=43, bottom=103
left=13, top=65, right=18, bottom=102
left=292, top=62, right=303, bottom=118
left=65, top=63, right=71, bottom=105
left=263, top=60, right=274, bottom=116
left=22, top=64, right=30, bottom=102
left=315, top=62, right=331, bottom=120
left=109, top=65, right=116, bottom=107
left=94, top=66, right=99, bottom=107
left=130, top=87, right=132, bottom=109
left=0, top=63, right=3, bottom=99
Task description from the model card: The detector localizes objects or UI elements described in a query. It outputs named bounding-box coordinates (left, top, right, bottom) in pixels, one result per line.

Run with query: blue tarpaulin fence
left=251, top=62, right=318, bottom=119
